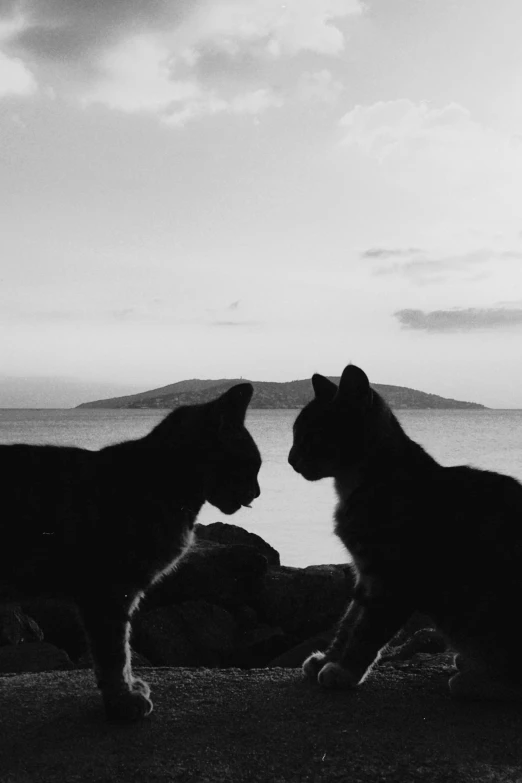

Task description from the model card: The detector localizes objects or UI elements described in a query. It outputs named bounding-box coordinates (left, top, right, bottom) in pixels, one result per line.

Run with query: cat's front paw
left=130, top=676, right=151, bottom=699
left=317, top=662, right=359, bottom=690
left=302, top=651, right=328, bottom=680
left=103, top=688, right=153, bottom=722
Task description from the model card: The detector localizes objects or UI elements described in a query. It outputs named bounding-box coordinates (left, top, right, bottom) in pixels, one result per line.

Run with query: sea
left=2, top=408, right=522, bottom=567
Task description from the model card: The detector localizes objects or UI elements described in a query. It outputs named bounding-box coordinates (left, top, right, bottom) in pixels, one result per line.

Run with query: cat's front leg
left=303, top=600, right=365, bottom=683
left=77, top=591, right=153, bottom=721
left=304, top=591, right=410, bottom=691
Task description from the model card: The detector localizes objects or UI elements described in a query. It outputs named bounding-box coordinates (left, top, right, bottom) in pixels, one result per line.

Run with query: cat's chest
left=334, top=494, right=391, bottom=562
left=151, top=524, right=195, bottom=586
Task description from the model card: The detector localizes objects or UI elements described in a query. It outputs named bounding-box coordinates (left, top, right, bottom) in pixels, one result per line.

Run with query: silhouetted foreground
left=1, top=656, right=521, bottom=783
left=0, top=523, right=355, bottom=677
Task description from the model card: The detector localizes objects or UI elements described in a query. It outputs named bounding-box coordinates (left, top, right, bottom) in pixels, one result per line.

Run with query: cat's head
left=288, top=364, right=375, bottom=481
left=199, top=383, right=262, bottom=515
left=150, top=382, right=261, bottom=514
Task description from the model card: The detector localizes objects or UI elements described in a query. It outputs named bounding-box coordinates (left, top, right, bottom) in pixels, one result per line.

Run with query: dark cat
left=289, top=363, right=522, bottom=700
left=0, top=383, right=261, bottom=720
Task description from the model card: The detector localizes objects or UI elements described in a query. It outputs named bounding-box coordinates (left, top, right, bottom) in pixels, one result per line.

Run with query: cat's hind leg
left=449, top=652, right=522, bottom=702
left=77, top=590, right=153, bottom=721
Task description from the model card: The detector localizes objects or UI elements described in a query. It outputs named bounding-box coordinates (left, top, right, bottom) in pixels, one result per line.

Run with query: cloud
left=361, top=247, right=423, bottom=259
left=0, top=49, right=36, bottom=97
left=395, top=307, right=522, bottom=332
left=340, top=100, right=477, bottom=161
left=183, top=0, right=362, bottom=59
left=211, top=320, right=261, bottom=327
left=339, top=99, right=522, bottom=236
left=1, top=0, right=363, bottom=120
left=296, top=69, right=344, bottom=103
left=369, top=248, right=522, bottom=285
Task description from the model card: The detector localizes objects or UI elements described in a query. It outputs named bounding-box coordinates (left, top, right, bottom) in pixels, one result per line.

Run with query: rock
left=232, top=604, right=259, bottom=631
left=0, top=641, right=73, bottom=673
left=133, top=600, right=237, bottom=667
left=381, top=628, right=448, bottom=662
left=231, top=623, right=288, bottom=667
left=145, top=541, right=268, bottom=611
left=389, top=612, right=437, bottom=646
left=196, top=522, right=280, bottom=565
left=267, top=626, right=336, bottom=668
left=255, top=564, right=354, bottom=637
left=20, top=598, right=88, bottom=662
left=177, top=600, right=237, bottom=657
left=0, top=605, right=44, bottom=646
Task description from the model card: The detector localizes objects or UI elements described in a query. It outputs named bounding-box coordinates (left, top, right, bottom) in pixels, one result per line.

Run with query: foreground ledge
left=1, top=654, right=522, bottom=783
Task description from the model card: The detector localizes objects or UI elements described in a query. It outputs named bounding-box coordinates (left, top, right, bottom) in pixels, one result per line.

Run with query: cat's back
left=335, top=463, right=522, bottom=563
left=431, top=465, right=522, bottom=525
left=0, top=443, right=95, bottom=531
left=0, top=442, right=92, bottom=490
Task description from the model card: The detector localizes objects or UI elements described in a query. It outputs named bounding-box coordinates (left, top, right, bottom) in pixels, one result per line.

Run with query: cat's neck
left=334, top=418, right=439, bottom=503
left=102, top=438, right=209, bottom=510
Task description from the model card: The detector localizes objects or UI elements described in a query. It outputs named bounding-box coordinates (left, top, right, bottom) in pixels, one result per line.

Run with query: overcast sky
left=1, top=0, right=522, bottom=407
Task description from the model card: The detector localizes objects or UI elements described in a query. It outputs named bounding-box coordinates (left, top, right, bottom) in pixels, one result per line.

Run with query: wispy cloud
left=361, top=247, right=423, bottom=259
left=211, top=320, right=261, bottom=327
left=395, top=307, right=522, bottom=332
left=367, top=248, right=521, bottom=285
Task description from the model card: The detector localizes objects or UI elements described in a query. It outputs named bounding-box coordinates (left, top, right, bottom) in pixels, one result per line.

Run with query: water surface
left=2, top=407, right=521, bottom=566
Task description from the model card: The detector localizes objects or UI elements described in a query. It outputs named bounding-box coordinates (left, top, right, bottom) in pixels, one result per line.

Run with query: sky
left=1, top=0, right=522, bottom=407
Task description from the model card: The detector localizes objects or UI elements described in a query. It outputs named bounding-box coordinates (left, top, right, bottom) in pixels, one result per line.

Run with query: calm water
left=2, top=408, right=522, bottom=567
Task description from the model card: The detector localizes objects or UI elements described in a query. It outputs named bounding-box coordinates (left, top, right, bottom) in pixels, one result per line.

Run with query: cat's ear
left=338, top=364, right=372, bottom=408
left=217, top=383, right=254, bottom=424
left=312, top=374, right=338, bottom=401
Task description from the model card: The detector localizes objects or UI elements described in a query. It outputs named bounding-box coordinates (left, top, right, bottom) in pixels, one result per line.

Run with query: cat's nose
left=288, top=448, right=297, bottom=469
left=254, top=481, right=261, bottom=498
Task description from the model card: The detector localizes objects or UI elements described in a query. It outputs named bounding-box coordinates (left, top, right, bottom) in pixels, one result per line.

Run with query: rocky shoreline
left=0, top=523, right=444, bottom=677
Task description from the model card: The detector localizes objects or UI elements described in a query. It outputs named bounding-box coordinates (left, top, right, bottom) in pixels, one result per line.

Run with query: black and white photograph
left=1, top=0, right=522, bottom=780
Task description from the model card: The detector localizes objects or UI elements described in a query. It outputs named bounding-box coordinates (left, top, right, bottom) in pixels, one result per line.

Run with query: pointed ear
left=338, top=365, right=372, bottom=407
left=312, top=374, right=338, bottom=401
left=218, top=383, right=254, bottom=424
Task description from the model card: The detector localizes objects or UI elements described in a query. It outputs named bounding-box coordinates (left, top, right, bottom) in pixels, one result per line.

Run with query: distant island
left=77, top=378, right=486, bottom=410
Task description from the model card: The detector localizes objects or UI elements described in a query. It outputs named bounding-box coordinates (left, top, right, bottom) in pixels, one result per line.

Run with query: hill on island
left=77, top=378, right=486, bottom=410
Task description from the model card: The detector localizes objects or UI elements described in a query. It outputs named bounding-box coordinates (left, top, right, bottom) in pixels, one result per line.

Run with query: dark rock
left=145, top=541, right=268, bottom=611
left=0, top=641, right=74, bottom=673
left=233, top=624, right=287, bottom=667
left=20, top=598, right=87, bottom=662
left=133, top=600, right=237, bottom=667
left=381, top=628, right=447, bottom=662
left=177, top=600, right=237, bottom=657
left=133, top=606, right=199, bottom=666
left=232, top=604, right=259, bottom=631
left=389, top=612, right=437, bottom=647
left=268, top=626, right=336, bottom=668
left=255, top=564, right=354, bottom=637
left=0, top=605, right=44, bottom=646
left=196, top=522, right=280, bottom=565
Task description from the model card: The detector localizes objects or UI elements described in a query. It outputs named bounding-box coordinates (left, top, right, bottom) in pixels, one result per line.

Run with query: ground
left=1, top=654, right=522, bottom=783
